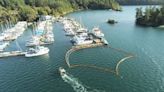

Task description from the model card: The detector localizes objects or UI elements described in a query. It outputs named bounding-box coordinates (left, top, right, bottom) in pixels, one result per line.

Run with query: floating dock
left=0, top=51, right=25, bottom=58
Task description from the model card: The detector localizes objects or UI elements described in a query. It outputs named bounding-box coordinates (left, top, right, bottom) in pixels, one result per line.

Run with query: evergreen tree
left=136, top=7, right=143, bottom=18
left=136, top=5, right=164, bottom=27
left=0, top=0, right=121, bottom=22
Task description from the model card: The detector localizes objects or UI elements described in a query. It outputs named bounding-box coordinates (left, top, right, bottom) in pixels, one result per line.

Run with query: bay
left=0, top=6, right=164, bottom=92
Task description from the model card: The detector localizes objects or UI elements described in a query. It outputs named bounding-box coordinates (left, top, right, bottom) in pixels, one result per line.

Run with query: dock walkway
left=0, top=51, right=25, bottom=58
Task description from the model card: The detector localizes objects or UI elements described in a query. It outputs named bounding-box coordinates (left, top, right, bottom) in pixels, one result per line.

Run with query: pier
left=0, top=51, right=25, bottom=58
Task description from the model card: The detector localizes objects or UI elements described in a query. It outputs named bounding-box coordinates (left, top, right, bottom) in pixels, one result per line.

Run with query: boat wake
left=61, top=72, right=105, bottom=92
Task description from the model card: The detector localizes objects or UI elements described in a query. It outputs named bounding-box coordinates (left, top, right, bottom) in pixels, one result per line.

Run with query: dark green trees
left=136, top=8, right=143, bottom=19
left=0, top=0, right=121, bottom=23
left=136, top=6, right=164, bottom=27
left=116, top=0, right=163, bottom=5
left=19, top=6, right=38, bottom=22
left=73, top=0, right=121, bottom=10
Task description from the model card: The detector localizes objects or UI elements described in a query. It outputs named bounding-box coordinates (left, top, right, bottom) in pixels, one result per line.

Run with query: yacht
left=76, top=27, right=88, bottom=33
left=92, top=27, right=104, bottom=38
left=77, top=32, right=88, bottom=37
left=40, top=36, right=54, bottom=43
left=0, top=34, right=5, bottom=41
left=71, top=32, right=89, bottom=42
left=25, top=46, right=49, bottom=57
left=59, top=67, right=66, bottom=77
left=64, top=24, right=74, bottom=32
left=65, top=30, right=76, bottom=36
left=72, top=35, right=93, bottom=45
left=0, top=41, right=9, bottom=51
left=26, top=36, right=40, bottom=46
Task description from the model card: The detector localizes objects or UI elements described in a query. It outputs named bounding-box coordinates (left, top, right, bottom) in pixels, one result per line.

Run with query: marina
left=58, top=17, right=113, bottom=70
left=1, top=21, right=27, bottom=41
left=0, top=6, right=163, bottom=92
left=0, top=16, right=133, bottom=77
left=0, top=19, right=54, bottom=58
left=0, top=21, right=27, bottom=52
left=60, top=17, right=109, bottom=46
left=26, top=20, right=54, bottom=47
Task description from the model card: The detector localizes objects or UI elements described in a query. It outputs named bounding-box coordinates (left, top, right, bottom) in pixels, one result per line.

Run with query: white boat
left=92, top=27, right=104, bottom=38
left=0, top=41, right=9, bottom=51
left=74, top=39, right=93, bottom=45
left=71, top=32, right=89, bottom=42
left=42, top=26, right=54, bottom=43
left=26, top=41, right=39, bottom=46
left=77, top=32, right=88, bottom=37
left=0, top=21, right=27, bottom=41
left=40, top=36, right=54, bottom=43
left=65, top=30, right=76, bottom=36
left=76, top=28, right=88, bottom=33
left=59, top=67, right=66, bottom=77
left=28, top=20, right=54, bottom=45
left=26, top=36, right=40, bottom=46
left=73, top=35, right=93, bottom=45
left=0, top=34, right=5, bottom=41
left=25, top=46, right=49, bottom=57
left=64, top=25, right=75, bottom=32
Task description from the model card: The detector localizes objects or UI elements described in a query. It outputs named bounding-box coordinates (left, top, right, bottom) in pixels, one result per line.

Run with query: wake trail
left=61, top=71, right=105, bottom=92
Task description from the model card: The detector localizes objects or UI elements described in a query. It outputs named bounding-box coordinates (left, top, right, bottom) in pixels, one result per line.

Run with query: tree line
left=0, top=0, right=121, bottom=23
left=136, top=6, right=164, bottom=27
left=116, top=0, right=163, bottom=5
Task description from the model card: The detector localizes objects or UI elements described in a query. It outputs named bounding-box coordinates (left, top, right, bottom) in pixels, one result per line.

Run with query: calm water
left=0, top=6, right=164, bottom=92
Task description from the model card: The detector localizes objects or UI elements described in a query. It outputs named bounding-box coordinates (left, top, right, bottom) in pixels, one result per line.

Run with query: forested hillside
left=136, top=6, right=164, bottom=27
left=0, top=0, right=121, bottom=23
left=116, top=0, right=163, bottom=5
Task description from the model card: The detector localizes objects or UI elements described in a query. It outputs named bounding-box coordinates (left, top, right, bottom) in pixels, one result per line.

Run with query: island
left=0, top=0, right=121, bottom=24
left=107, top=19, right=118, bottom=24
left=135, top=6, right=164, bottom=27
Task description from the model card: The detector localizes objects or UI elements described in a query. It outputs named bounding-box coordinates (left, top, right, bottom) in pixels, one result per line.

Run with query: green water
left=0, top=6, right=164, bottom=92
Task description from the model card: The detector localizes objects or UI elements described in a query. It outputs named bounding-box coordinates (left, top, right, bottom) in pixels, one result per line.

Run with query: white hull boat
left=25, top=46, right=49, bottom=57
left=92, top=27, right=104, bottom=38
left=0, top=42, right=9, bottom=51
left=74, top=40, right=93, bottom=45
left=59, top=67, right=66, bottom=77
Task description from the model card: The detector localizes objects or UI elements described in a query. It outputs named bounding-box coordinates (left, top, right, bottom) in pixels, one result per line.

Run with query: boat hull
left=74, top=40, right=93, bottom=45
left=25, top=48, right=49, bottom=57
